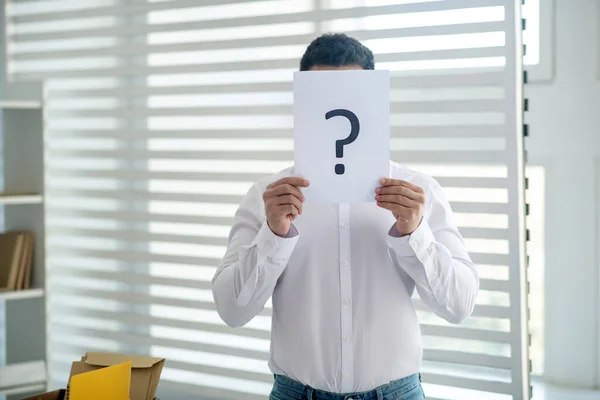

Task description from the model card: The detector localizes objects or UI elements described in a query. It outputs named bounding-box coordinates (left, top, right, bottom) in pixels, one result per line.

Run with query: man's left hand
left=375, top=178, right=425, bottom=237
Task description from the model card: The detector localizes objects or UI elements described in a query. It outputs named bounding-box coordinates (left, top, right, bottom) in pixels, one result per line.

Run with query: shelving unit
left=0, top=194, right=43, bottom=205
left=0, top=289, right=44, bottom=301
left=0, top=360, right=46, bottom=396
left=0, top=81, right=47, bottom=399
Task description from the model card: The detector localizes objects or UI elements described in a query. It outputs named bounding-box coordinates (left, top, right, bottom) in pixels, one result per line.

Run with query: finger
left=376, top=201, right=404, bottom=214
left=375, top=186, right=423, bottom=201
left=277, top=204, right=299, bottom=219
left=268, top=184, right=305, bottom=201
left=379, top=178, right=424, bottom=193
left=377, top=202, right=412, bottom=221
left=273, top=194, right=303, bottom=213
left=375, top=194, right=417, bottom=208
left=267, top=177, right=310, bottom=190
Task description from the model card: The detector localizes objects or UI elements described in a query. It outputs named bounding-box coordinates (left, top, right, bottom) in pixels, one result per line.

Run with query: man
left=212, top=34, right=478, bottom=400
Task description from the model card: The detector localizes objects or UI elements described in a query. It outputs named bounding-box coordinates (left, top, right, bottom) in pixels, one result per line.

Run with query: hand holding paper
left=375, top=178, right=425, bottom=236
left=263, top=177, right=310, bottom=237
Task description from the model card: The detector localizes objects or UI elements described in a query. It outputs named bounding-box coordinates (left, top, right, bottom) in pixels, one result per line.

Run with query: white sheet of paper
left=294, top=70, right=390, bottom=203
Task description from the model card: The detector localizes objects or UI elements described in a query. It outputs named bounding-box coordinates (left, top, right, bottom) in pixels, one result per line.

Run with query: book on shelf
left=0, top=231, right=35, bottom=292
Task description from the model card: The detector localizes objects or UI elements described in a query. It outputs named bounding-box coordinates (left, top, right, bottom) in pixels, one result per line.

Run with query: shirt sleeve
left=212, top=183, right=299, bottom=328
left=387, top=179, right=479, bottom=324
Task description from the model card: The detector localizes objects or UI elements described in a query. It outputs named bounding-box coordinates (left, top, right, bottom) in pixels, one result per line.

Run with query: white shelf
left=0, top=100, right=42, bottom=110
left=0, top=360, right=47, bottom=395
left=0, top=288, right=45, bottom=301
left=0, top=193, right=43, bottom=205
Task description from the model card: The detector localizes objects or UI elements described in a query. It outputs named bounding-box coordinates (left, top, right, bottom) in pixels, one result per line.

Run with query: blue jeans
left=270, top=373, right=425, bottom=400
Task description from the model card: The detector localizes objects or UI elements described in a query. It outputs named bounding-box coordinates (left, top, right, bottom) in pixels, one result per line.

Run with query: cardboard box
left=70, top=352, right=164, bottom=400
left=21, top=352, right=164, bottom=400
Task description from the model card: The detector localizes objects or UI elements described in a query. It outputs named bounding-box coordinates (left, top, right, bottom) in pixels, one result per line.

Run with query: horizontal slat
left=434, top=177, right=508, bottom=189
left=471, top=304, right=511, bottom=318
left=47, top=169, right=274, bottom=182
left=11, top=0, right=506, bottom=36
left=49, top=242, right=507, bottom=271
left=50, top=246, right=221, bottom=267
left=450, top=201, right=508, bottom=214
left=415, top=299, right=510, bottom=318
left=392, top=99, right=505, bottom=114
left=13, top=21, right=507, bottom=60
left=479, top=278, right=510, bottom=292
left=52, top=267, right=214, bottom=289
left=46, top=149, right=296, bottom=161
left=459, top=227, right=508, bottom=240
left=167, top=359, right=272, bottom=383
left=47, top=71, right=507, bottom=98
left=48, top=99, right=504, bottom=118
left=47, top=169, right=508, bottom=189
left=51, top=324, right=269, bottom=361
left=46, top=125, right=510, bottom=139
left=53, top=264, right=509, bottom=294
left=12, top=46, right=506, bottom=80
left=48, top=225, right=508, bottom=249
left=49, top=305, right=270, bottom=338
left=424, top=349, right=511, bottom=369
left=46, top=210, right=504, bottom=239
left=421, top=373, right=512, bottom=395
left=46, top=190, right=509, bottom=217
left=47, top=149, right=509, bottom=163
left=420, top=324, right=511, bottom=343
left=158, top=380, right=266, bottom=400
left=50, top=227, right=228, bottom=247
left=49, top=104, right=293, bottom=118
left=48, top=128, right=294, bottom=139
left=49, top=284, right=232, bottom=313
left=51, top=339, right=271, bottom=385
left=48, top=209, right=235, bottom=226
left=470, top=252, right=509, bottom=265
left=9, top=0, right=271, bottom=24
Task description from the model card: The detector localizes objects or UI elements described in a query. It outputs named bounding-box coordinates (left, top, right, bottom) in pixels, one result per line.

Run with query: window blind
left=6, top=0, right=529, bottom=399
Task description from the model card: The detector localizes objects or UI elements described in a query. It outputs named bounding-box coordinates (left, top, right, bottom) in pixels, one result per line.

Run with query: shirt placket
left=338, top=203, right=353, bottom=392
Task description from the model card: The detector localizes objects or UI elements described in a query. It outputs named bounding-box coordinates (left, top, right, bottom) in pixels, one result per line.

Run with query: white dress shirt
left=212, top=161, right=478, bottom=393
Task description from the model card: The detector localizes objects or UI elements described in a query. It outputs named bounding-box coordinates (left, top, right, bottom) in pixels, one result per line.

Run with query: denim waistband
left=273, top=373, right=421, bottom=400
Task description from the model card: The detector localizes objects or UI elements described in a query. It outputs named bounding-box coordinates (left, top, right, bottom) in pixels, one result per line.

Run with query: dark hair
left=299, top=33, right=375, bottom=71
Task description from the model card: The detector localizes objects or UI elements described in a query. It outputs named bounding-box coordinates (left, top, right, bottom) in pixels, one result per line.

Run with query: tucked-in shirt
left=212, top=161, right=479, bottom=393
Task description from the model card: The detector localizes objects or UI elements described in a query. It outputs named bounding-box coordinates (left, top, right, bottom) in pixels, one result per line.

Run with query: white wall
left=526, top=0, right=600, bottom=389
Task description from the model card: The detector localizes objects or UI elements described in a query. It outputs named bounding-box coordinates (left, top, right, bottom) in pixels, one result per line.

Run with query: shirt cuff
left=252, top=221, right=300, bottom=262
left=387, top=219, right=436, bottom=259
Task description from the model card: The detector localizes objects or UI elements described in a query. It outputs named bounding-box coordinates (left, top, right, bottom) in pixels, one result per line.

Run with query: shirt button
left=342, top=259, right=349, bottom=266
left=341, top=222, right=349, bottom=229
left=346, top=372, right=352, bottom=378
left=343, top=299, right=350, bottom=306
left=265, top=240, right=273, bottom=247
left=344, top=336, right=351, bottom=342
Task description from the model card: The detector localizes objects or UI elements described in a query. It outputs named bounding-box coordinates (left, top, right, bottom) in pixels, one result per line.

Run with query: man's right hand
left=262, top=177, right=310, bottom=237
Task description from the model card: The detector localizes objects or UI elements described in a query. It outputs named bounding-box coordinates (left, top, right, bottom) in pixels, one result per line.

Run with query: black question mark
left=325, top=109, right=360, bottom=175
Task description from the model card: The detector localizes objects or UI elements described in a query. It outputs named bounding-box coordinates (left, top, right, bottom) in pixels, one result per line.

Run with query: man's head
left=300, top=33, right=375, bottom=71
